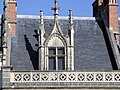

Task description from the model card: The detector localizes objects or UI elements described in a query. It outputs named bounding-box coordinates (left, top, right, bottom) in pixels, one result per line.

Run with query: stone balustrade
left=10, top=71, right=120, bottom=82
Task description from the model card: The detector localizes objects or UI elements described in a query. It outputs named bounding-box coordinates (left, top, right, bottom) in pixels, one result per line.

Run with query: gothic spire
left=51, top=0, right=60, bottom=20
left=40, top=10, right=44, bottom=25
left=69, top=9, right=73, bottom=25
left=39, top=10, right=45, bottom=34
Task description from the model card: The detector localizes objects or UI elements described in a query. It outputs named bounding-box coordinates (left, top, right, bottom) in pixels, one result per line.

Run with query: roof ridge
left=0, top=14, right=120, bottom=20
left=17, top=15, right=96, bottom=20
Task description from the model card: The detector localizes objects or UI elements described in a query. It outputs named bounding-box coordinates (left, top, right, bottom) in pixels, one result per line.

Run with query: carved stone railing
left=10, top=71, right=120, bottom=82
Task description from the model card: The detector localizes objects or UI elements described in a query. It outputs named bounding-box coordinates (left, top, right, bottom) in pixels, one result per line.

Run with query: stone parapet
left=2, top=71, right=120, bottom=89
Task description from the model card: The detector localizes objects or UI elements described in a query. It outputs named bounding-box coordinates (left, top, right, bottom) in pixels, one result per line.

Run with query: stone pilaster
left=1, top=66, right=12, bottom=89
left=39, top=10, right=45, bottom=70
left=68, top=10, right=74, bottom=70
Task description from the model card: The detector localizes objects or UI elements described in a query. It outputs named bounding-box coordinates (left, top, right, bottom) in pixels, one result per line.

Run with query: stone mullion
left=46, top=47, right=48, bottom=70
left=56, top=47, right=58, bottom=70
left=64, top=47, right=67, bottom=70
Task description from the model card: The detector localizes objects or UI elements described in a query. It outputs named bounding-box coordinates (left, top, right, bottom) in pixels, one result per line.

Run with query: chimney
left=104, top=0, right=119, bottom=43
left=92, top=0, right=103, bottom=17
left=93, top=0, right=119, bottom=43
left=2, top=0, right=17, bottom=66
left=107, top=0, right=119, bottom=38
left=5, top=0, right=17, bottom=35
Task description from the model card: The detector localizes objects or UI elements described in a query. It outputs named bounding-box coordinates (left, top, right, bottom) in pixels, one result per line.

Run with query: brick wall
left=108, top=5, right=118, bottom=32
left=7, top=0, right=17, bottom=35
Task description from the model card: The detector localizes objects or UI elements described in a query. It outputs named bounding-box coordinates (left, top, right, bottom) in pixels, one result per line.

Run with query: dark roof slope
left=0, top=70, right=1, bottom=88
left=9, top=15, right=115, bottom=71
left=0, top=16, right=2, bottom=49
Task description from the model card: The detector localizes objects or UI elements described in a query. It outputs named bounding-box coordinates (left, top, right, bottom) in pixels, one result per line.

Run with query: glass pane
left=49, top=48, right=56, bottom=55
left=58, top=48, right=64, bottom=55
left=58, top=57, right=65, bottom=70
left=49, top=57, right=56, bottom=70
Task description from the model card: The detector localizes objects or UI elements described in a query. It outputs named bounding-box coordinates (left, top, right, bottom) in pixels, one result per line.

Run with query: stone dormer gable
left=39, top=0, right=74, bottom=71
left=49, top=21, right=63, bottom=36
left=45, top=21, right=66, bottom=47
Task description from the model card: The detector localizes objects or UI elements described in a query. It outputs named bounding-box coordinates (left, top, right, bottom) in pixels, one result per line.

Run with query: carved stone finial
left=55, top=0, right=58, bottom=3
left=51, top=0, right=60, bottom=20
left=40, top=10, right=44, bottom=25
left=69, top=9, right=73, bottom=25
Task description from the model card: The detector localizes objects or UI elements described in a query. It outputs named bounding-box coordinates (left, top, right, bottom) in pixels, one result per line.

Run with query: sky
left=0, top=0, right=120, bottom=17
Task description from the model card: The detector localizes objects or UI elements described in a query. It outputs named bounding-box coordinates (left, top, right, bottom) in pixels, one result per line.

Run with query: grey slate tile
left=1, top=16, right=120, bottom=70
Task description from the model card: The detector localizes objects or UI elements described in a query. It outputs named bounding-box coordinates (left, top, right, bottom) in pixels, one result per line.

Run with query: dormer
left=38, top=0, right=75, bottom=71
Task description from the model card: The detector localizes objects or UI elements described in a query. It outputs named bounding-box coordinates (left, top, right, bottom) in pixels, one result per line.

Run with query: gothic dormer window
left=39, top=0, right=74, bottom=71
left=48, top=47, right=65, bottom=70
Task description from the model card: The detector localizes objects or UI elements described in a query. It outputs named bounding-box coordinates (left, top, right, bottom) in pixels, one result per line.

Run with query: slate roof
left=9, top=15, right=115, bottom=71
left=1, top=15, right=120, bottom=71
left=0, top=15, right=2, bottom=49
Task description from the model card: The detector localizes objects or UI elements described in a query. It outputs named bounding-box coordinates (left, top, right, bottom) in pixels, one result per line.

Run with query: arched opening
left=47, top=36, right=66, bottom=70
